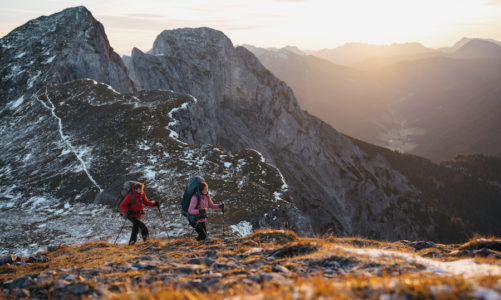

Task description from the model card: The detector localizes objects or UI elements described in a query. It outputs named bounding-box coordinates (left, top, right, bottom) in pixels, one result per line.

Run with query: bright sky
left=1, top=0, right=501, bottom=55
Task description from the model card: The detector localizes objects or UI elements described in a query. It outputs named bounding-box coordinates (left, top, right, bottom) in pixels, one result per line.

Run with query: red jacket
left=120, top=189, right=155, bottom=218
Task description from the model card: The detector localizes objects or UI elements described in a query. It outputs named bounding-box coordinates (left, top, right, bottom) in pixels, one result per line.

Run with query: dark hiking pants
left=128, top=217, right=149, bottom=243
left=190, top=222, right=207, bottom=241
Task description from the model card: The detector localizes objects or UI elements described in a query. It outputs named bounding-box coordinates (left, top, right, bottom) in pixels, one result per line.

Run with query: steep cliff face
left=0, top=5, right=134, bottom=109
left=127, top=28, right=444, bottom=241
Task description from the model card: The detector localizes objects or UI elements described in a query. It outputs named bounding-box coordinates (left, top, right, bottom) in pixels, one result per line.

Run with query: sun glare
left=270, top=0, right=501, bottom=48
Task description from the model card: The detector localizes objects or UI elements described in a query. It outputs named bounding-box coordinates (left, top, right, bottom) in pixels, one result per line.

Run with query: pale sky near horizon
left=2, top=0, right=501, bottom=55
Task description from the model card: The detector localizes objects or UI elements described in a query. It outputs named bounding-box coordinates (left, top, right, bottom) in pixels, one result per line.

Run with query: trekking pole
left=222, top=205, right=225, bottom=239
left=156, top=206, right=170, bottom=238
left=113, top=218, right=127, bottom=244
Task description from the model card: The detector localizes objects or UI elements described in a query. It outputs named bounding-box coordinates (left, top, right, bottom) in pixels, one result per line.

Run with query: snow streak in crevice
left=34, top=89, right=103, bottom=192
left=165, top=95, right=198, bottom=145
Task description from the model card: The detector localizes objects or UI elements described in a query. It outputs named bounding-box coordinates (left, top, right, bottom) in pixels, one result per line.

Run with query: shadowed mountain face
left=350, top=138, right=501, bottom=240
left=246, top=40, right=501, bottom=162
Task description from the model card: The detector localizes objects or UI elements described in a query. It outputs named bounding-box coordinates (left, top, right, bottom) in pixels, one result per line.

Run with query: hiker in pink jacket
left=188, top=181, right=224, bottom=241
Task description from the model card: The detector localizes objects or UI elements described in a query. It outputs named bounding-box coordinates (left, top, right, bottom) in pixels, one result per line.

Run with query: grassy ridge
left=1, top=229, right=500, bottom=299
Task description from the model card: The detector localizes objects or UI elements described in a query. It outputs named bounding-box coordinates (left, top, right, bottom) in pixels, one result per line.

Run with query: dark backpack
left=118, top=180, right=142, bottom=215
left=181, top=176, right=205, bottom=222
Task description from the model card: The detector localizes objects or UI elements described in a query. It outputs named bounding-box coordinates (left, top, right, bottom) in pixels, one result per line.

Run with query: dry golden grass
left=106, top=273, right=500, bottom=300
left=245, top=229, right=298, bottom=245
left=1, top=229, right=500, bottom=299
left=460, top=235, right=501, bottom=251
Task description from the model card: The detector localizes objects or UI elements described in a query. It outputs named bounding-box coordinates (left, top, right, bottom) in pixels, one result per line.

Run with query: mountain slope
left=453, top=39, right=501, bottom=59
left=0, top=79, right=311, bottom=255
left=370, top=55, right=501, bottom=160
left=247, top=44, right=501, bottom=161
left=242, top=46, right=376, bottom=139
left=349, top=137, right=501, bottom=240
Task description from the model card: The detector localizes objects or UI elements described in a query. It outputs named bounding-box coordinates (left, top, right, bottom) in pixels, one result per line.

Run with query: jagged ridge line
left=33, top=89, right=103, bottom=192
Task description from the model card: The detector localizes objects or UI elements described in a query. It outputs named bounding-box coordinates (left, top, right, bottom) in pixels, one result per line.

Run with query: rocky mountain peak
left=454, top=38, right=501, bottom=58
left=149, top=27, right=235, bottom=59
left=0, top=5, right=134, bottom=107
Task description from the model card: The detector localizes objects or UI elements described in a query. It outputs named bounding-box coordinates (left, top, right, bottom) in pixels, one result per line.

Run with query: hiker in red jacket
left=120, top=183, right=159, bottom=245
left=188, top=181, right=224, bottom=241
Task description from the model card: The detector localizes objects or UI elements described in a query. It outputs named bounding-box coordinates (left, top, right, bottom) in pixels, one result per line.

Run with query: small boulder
left=0, top=255, right=17, bottom=265
left=28, top=255, right=49, bottom=263
left=47, top=245, right=60, bottom=252
left=412, top=241, right=437, bottom=251
left=204, top=250, right=218, bottom=258
left=9, top=276, right=34, bottom=289
left=272, top=265, right=289, bottom=273
left=67, top=282, right=90, bottom=294
left=473, top=248, right=494, bottom=257
left=54, top=279, right=70, bottom=289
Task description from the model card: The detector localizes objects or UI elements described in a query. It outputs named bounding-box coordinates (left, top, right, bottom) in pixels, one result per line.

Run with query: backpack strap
left=195, top=193, right=201, bottom=209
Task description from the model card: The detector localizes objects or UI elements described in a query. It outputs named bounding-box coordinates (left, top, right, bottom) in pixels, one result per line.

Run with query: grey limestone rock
left=0, top=5, right=134, bottom=109
left=127, top=27, right=440, bottom=241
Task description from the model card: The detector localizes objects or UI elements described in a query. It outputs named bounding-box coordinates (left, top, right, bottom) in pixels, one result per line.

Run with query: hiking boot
left=129, top=240, right=136, bottom=246
left=142, top=234, right=149, bottom=242
left=196, top=236, right=209, bottom=242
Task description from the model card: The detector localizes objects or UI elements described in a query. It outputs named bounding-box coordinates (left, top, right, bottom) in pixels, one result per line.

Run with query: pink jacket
left=188, top=193, right=220, bottom=223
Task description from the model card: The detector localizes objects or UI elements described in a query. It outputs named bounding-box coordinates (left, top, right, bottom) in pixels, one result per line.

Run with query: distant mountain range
left=245, top=38, right=501, bottom=161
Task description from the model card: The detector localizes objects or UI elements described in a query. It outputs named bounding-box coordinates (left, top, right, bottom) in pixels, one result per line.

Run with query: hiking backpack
left=181, top=176, right=205, bottom=222
left=118, top=180, right=143, bottom=215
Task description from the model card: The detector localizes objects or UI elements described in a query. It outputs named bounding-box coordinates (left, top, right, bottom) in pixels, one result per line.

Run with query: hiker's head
left=199, top=182, right=208, bottom=195
left=134, top=183, right=144, bottom=194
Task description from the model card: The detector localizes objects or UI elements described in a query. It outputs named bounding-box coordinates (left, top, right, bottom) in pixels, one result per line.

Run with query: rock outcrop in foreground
left=1, top=230, right=500, bottom=299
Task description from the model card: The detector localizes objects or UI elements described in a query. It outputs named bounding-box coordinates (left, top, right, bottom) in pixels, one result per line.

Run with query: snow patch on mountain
left=7, top=95, right=24, bottom=110
left=231, top=220, right=253, bottom=237
left=34, top=90, right=102, bottom=192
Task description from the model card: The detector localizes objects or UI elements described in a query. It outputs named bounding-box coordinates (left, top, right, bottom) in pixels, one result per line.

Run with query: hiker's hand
left=219, top=203, right=225, bottom=211
left=199, top=208, right=207, bottom=216
left=154, top=201, right=160, bottom=207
